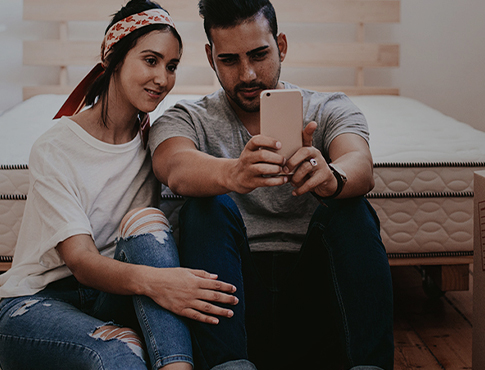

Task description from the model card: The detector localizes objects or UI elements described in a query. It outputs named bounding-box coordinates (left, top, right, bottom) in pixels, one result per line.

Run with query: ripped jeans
left=0, top=232, right=193, bottom=370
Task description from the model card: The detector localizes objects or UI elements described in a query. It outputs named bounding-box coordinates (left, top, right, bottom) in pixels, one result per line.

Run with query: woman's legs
left=92, top=207, right=193, bottom=370
left=0, top=207, right=193, bottom=370
left=0, top=287, right=147, bottom=370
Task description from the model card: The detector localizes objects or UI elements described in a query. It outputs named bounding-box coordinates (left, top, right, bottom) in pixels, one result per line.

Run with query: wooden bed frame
left=12, top=0, right=471, bottom=292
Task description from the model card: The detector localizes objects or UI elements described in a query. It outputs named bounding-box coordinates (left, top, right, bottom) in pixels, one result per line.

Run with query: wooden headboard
left=23, top=0, right=400, bottom=100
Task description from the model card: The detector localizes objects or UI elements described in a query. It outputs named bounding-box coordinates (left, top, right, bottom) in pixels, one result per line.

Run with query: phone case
left=260, top=89, right=303, bottom=159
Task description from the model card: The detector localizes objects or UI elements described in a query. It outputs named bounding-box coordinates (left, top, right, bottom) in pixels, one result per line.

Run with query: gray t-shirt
left=149, top=82, right=369, bottom=252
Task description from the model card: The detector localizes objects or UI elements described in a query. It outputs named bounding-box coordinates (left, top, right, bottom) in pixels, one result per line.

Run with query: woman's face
left=113, top=30, right=181, bottom=115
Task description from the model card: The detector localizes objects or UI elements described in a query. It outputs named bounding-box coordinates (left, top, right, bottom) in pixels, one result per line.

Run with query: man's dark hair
left=198, top=0, right=278, bottom=44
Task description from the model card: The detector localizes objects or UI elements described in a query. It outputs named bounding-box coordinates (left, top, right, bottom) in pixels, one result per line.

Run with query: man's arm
left=286, top=123, right=374, bottom=199
left=152, top=135, right=289, bottom=197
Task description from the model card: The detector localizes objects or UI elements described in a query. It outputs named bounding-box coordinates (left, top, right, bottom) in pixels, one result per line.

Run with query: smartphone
left=260, top=89, right=303, bottom=160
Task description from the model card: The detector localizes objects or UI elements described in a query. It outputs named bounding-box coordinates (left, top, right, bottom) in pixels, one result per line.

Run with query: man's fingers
left=247, top=135, right=281, bottom=152
left=302, top=121, right=317, bottom=147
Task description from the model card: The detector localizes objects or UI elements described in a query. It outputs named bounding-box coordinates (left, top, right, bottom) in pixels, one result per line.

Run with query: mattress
left=0, top=95, right=63, bottom=263
left=351, top=95, right=485, bottom=258
left=1, top=94, right=484, bottom=263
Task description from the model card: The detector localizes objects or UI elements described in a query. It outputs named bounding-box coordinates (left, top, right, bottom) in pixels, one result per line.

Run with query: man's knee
left=312, top=196, right=377, bottom=226
left=180, top=195, right=242, bottom=227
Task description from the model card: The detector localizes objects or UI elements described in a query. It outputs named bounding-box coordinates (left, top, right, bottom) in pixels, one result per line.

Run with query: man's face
left=205, top=15, right=287, bottom=113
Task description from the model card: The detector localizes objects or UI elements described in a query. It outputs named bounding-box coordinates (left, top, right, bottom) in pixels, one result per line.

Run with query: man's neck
left=224, top=96, right=260, bottom=135
left=227, top=81, right=285, bottom=136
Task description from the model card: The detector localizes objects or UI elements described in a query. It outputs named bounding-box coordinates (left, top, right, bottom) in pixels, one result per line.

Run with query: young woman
left=0, top=1, right=240, bottom=369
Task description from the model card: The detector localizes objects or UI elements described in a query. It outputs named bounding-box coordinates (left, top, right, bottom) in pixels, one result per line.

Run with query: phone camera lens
left=266, top=93, right=271, bottom=97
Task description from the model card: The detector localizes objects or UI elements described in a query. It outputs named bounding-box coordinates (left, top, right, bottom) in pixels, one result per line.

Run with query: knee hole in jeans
left=89, top=324, right=146, bottom=362
left=119, top=207, right=170, bottom=238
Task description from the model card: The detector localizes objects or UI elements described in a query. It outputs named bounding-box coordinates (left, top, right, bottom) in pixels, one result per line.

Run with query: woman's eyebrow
left=140, top=49, right=180, bottom=63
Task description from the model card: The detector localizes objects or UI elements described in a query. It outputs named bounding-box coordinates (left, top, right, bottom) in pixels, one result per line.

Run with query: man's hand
left=284, top=121, right=338, bottom=197
left=227, top=135, right=289, bottom=194
left=284, top=121, right=375, bottom=198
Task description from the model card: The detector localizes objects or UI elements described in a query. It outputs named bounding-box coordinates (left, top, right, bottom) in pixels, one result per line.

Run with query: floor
left=392, top=265, right=473, bottom=370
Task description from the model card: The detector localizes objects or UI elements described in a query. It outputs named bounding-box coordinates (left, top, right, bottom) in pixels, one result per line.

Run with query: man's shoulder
left=282, top=81, right=348, bottom=104
left=168, top=89, right=225, bottom=113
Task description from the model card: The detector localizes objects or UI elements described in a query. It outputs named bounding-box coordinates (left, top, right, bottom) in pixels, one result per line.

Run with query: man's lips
left=238, top=88, right=261, bottom=99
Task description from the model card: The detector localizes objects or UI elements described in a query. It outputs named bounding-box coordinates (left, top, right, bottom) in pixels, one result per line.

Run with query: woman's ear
left=277, top=33, right=288, bottom=62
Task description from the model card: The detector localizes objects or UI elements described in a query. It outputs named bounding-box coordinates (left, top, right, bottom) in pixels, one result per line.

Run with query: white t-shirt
left=0, top=117, right=160, bottom=298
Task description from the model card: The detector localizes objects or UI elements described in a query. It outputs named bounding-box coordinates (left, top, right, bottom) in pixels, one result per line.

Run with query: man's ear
left=205, top=43, right=216, bottom=71
left=277, top=33, right=288, bottom=62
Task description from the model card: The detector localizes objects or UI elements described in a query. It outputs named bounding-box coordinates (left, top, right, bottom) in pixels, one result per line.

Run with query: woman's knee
left=119, top=207, right=170, bottom=238
left=117, top=207, right=180, bottom=267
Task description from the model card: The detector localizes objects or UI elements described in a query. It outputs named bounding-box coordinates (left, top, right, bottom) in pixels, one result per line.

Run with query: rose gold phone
left=260, top=89, right=303, bottom=160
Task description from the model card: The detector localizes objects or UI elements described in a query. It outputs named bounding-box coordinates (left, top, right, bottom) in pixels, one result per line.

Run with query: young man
left=149, top=0, right=394, bottom=369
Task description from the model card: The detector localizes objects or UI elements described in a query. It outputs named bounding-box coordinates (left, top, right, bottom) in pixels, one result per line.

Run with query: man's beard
left=218, top=65, right=281, bottom=113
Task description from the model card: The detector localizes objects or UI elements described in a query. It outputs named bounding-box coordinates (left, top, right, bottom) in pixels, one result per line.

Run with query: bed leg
left=422, top=264, right=470, bottom=297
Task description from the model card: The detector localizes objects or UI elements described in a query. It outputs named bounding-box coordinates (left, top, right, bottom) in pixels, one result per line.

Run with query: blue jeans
left=178, top=195, right=394, bottom=370
left=0, top=232, right=193, bottom=370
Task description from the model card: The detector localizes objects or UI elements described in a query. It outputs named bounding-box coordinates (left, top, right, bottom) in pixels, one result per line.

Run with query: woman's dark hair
left=198, top=0, right=277, bottom=44
left=85, top=0, right=182, bottom=126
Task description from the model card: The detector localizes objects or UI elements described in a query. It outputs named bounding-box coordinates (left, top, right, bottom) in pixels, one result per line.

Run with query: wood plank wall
left=23, top=0, right=400, bottom=99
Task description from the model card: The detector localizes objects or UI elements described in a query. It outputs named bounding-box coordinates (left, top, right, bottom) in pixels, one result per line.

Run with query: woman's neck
left=71, top=102, right=139, bottom=145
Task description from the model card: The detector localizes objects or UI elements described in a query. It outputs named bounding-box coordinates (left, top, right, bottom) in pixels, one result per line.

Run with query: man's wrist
left=312, top=163, right=348, bottom=200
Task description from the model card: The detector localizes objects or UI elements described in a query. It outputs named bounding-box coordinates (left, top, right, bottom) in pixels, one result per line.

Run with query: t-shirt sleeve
left=24, top=143, right=93, bottom=269
left=314, top=93, right=370, bottom=157
left=148, top=102, right=201, bottom=156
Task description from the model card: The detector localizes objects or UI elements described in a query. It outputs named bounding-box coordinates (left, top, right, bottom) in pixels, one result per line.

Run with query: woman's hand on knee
left=145, top=267, right=238, bottom=325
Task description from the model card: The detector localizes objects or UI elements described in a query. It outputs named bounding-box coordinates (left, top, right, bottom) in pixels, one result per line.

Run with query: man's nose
left=239, top=61, right=256, bottom=83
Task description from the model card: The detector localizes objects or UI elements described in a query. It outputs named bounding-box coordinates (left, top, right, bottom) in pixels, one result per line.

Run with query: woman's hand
left=142, top=267, right=239, bottom=325
left=57, top=234, right=238, bottom=325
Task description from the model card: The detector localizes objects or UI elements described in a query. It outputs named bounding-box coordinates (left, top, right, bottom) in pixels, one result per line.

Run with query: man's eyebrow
left=217, top=45, right=270, bottom=59
left=246, top=45, right=269, bottom=56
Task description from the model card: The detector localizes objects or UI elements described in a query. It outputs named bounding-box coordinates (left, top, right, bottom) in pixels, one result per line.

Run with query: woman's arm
left=56, top=234, right=238, bottom=324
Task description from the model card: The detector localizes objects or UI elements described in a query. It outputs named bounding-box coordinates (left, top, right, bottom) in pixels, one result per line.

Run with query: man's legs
left=178, top=195, right=393, bottom=370
left=299, top=197, right=394, bottom=369
left=178, top=195, right=255, bottom=370
left=245, top=197, right=393, bottom=370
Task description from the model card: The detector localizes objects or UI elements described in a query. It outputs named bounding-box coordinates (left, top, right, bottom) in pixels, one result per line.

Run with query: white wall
left=1, top=0, right=485, bottom=131
left=395, top=0, right=485, bottom=131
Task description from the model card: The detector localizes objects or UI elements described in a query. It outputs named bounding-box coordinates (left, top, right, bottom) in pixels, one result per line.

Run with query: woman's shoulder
left=29, top=118, right=76, bottom=168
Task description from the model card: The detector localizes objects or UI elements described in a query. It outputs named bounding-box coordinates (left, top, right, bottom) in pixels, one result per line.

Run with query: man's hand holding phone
left=283, top=122, right=339, bottom=198
left=227, top=135, right=289, bottom=194
left=258, top=88, right=339, bottom=197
